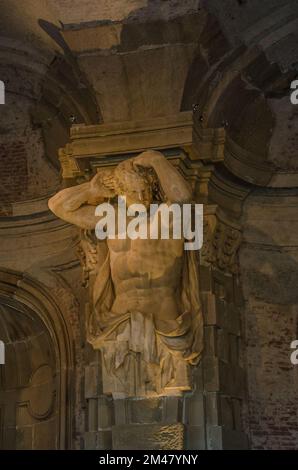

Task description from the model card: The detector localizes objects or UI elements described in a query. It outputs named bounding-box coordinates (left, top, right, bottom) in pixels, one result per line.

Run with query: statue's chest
left=108, top=237, right=184, bottom=277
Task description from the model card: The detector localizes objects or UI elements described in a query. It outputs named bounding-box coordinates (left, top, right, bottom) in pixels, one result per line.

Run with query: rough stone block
left=112, top=423, right=185, bottom=450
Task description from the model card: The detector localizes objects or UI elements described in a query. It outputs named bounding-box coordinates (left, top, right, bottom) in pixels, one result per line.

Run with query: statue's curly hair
left=113, top=159, right=164, bottom=202
left=94, top=158, right=164, bottom=202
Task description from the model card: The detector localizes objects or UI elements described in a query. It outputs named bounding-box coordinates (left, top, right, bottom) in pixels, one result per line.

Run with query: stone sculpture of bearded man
left=49, top=150, right=203, bottom=397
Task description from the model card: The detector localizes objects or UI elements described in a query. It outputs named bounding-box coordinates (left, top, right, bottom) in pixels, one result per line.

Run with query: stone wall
left=0, top=194, right=86, bottom=449
left=0, top=63, right=60, bottom=215
left=1, top=0, right=298, bottom=450
left=240, top=189, right=298, bottom=449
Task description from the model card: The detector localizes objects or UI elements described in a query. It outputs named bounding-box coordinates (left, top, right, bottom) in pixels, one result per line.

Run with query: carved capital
left=201, top=216, right=242, bottom=274
left=76, top=230, right=98, bottom=288
left=58, top=145, right=82, bottom=179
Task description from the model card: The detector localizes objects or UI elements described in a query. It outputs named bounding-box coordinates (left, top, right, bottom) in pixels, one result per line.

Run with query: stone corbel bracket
left=58, top=111, right=226, bottom=179
left=59, top=112, right=193, bottom=178
left=201, top=214, right=242, bottom=274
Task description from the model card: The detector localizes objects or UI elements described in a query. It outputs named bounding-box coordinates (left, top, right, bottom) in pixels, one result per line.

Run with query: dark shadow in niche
left=238, top=203, right=298, bottom=448
left=0, top=300, right=57, bottom=450
left=240, top=200, right=298, bottom=306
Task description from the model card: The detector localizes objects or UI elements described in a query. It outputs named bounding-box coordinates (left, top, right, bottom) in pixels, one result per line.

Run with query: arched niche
left=0, top=269, right=74, bottom=449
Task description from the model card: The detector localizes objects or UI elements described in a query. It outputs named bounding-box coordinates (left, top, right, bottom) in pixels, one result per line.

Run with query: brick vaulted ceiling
left=0, top=0, right=298, bottom=205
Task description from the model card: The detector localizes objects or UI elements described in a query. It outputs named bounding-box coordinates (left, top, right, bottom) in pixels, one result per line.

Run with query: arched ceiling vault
left=1, top=0, right=298, bottom=188
left=182, top=0, right=298, bottom=188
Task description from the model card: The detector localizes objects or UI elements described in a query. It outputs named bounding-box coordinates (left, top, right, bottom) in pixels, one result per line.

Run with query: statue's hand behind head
left=88, top=169, right=116, bottom=204
left=132, top=150, right=164, bottom=170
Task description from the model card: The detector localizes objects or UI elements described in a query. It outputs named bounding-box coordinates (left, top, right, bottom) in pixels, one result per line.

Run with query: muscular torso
left=48, top=151, right=192, bottom=331
left=106, top=213, right=185, bottom=330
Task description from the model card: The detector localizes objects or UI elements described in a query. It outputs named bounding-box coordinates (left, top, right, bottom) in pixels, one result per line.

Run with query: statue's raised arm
left=48, top=170, right=116, bottom=229
left=132, top=150, right=192, bottom=204
left=48, top=150, right=203, bottom=398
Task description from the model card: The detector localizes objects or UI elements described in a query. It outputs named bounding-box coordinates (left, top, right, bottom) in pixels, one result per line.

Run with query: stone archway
left=0, top=269, right=74, bottom=449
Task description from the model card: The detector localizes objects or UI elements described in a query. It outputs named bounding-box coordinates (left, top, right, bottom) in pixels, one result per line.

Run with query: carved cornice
left=59, top=111, right=228, bottom=179
left=59, top=112, right=195, bottom=178
left=70, top=112, right=193, bottom=158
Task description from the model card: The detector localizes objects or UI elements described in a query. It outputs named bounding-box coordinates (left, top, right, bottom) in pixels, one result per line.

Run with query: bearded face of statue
left=92, top=158, right=161, bottom=209
left=114, top=160, right=153, bottom=209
